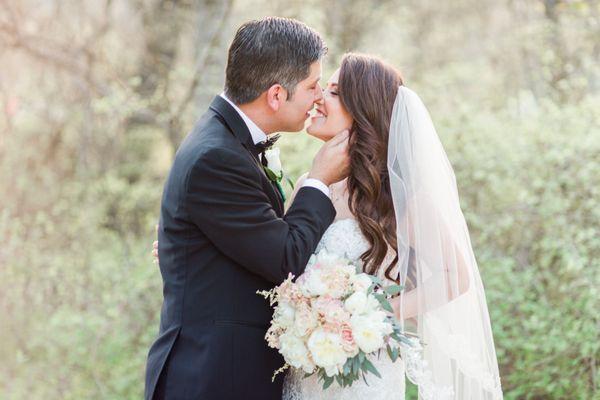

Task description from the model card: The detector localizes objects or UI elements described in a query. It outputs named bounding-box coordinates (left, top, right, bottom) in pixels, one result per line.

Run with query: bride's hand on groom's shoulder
left=152, top=224, right=159, bottom=265
left=308, top=129, right=350, bottom=186
left=152, top=240, right=159, bottom=265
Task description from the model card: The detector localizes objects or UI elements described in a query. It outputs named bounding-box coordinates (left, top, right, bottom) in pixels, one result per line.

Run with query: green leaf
left=285, top=175, right=295, bottom=189
left=383, top=284, right=404, bottom=296
left=335, top=374, right=343, bottom=387
left=361, top=371, right=370, bottom=386
left=322, top=375, right=334, bottom=390
left=368, top=275, right=384, bottom=286
left=373, top=293, right=394, bottom=313
left=343, top=358, right=352, bottom=375
left=387, top=344, right=400, bottom=362
left=386, top=343, right=394, bottom=359
left=263, top=166, right=279, bottom=182
left=362, top=358, right=382, bottom=379
left=352, top=356, right=360, bottom=375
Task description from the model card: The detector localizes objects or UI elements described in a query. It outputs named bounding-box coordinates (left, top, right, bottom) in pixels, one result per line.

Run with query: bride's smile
left=307, top=69, right=353, bottom=142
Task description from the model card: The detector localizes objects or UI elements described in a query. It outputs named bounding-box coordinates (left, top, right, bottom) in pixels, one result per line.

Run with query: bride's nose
left=314, top=85, right=324, bottom=104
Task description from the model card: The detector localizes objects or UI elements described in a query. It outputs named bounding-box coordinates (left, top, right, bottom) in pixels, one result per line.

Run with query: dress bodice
left=315, top=218, right=398, bottom=284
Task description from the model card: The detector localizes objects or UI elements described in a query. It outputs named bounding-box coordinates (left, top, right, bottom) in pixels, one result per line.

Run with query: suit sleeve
left=185, top=147, right=336, bottom=284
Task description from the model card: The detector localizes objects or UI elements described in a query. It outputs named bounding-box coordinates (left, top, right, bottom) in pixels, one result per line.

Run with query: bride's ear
left=266, top=84, right=286, bottom=112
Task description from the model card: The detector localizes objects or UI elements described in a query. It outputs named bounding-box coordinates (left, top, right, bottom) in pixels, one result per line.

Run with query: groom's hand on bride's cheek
left=308, top=129, right=350, bottom=186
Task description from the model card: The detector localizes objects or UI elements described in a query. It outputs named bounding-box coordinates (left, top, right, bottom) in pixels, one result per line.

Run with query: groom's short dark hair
left=224, top=17, right=327, bottom=104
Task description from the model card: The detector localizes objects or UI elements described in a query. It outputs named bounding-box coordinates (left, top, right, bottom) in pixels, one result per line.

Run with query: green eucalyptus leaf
left=373, top=293, right=394, bottom=313
left=383, top=284, right=404, bottom=296
left=362, top=358, right=382, bottom=379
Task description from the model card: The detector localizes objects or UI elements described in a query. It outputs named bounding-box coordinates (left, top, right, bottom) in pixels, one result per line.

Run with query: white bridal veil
left=389, top=86, right=503, bottom=399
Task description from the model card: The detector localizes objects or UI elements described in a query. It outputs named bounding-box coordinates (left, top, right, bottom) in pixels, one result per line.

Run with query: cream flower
left=344, top=291, right=368, bottom=315
left=264, top=147, right=282, bottom=175
left=300, top=268, right=328, bottom=297
left=350, top=314, right=385, bottom=354
left=279, top=331, right=315, bottom=373
left=350, top=273, right=373, bottom=292
left=274, top=301, right=295, bottom=328
left=307, top=328, right=347, bottom=375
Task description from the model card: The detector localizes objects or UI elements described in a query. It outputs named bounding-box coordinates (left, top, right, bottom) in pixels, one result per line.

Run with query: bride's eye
left=331, top=91, right=338, bottom=96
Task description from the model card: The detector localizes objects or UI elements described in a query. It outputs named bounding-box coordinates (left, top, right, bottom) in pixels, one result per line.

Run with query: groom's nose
left=314, top=83, right=324, bottom=103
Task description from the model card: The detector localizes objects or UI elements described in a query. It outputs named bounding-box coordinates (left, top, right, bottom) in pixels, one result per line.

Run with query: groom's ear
left=266, top=84, right=286, bottom=112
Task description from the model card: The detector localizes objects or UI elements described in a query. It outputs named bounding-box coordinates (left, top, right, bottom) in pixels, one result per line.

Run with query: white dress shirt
left=219, top=93, right=330, bottom=198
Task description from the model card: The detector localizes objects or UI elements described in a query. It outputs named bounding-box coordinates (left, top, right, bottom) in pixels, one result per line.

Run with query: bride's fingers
left=152, top=249, right=159, bottom=258
left=153, top=240, right=158, bottom=249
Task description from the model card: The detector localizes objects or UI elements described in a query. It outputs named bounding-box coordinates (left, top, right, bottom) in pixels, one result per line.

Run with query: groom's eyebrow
left=309, top=76, right=321, bottom=86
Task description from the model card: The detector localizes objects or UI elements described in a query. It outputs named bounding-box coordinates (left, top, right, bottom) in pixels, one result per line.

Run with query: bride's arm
left=285, top=172, right=309, bottom=211
left=391, top=218, right=471, bottom=320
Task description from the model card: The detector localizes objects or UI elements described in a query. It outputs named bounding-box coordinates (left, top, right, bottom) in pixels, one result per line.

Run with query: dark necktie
left=255, top=134, right=281, bottom=166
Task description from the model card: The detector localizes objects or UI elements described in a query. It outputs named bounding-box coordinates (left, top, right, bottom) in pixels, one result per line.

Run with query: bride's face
left=307, top=68, right=353, bottom=141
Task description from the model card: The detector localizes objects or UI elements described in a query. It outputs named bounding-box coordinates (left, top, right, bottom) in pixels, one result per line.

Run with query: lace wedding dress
left=282, top=218, right=406, bottom=400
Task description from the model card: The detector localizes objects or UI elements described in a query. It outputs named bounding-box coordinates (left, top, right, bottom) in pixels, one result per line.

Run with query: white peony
left=322, top=266, right=352, bottom=299
left=300, top=268, right=328, bottom=297
left=264, top=147, right=282, bottom=175
left=365, top=294, right=382, bottom=314
left=344, top=291, right=368, bottom=315
left=307, top=328, right=347, bottom=375
left=275, top=301, right=295, bottom=328
left=279, top=331, right=315, bottom=373
left=351, top=273, right=373, bottom=293
left=350, top=314, right=385, bottom=354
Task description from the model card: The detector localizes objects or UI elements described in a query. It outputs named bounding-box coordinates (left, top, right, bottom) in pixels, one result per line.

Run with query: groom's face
left=277, top=61, right=323, bottom=132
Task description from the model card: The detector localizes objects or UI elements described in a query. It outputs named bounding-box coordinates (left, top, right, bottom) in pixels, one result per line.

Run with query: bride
left=283, top=53, right=503, bottom=399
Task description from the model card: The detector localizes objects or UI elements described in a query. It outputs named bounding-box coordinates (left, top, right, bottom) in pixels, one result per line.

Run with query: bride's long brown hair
left=338, top=53, right=403, bottom=282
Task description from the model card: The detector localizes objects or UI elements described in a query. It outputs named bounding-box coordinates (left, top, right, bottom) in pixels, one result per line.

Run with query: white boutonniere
left=264, top=148, right=283, bottom=176
left=262, top=147, right=294, bottom=202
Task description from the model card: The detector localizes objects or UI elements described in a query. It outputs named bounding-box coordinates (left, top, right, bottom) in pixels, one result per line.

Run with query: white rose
left=350, top=315, right=385, bottom=354
left=344, top=291, right=368, bottom=315
left=351, top=273, right=373, bottom=293
left=279, top=331, right=315, bottom=373
left=264, top=147, right=282, bottom=175
left=275, top=301, right=295, bottom=328
left=300, top=269, right=328, bottom=297
left=307, top=328, right=347, bottom=374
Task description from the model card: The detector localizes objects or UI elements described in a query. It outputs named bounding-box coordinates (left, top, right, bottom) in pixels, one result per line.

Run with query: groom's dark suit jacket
left=145, top=96, right=336, bottom=400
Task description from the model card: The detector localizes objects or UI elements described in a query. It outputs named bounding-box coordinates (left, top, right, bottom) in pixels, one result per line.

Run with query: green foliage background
left=1, top=0, right=598, bottom=398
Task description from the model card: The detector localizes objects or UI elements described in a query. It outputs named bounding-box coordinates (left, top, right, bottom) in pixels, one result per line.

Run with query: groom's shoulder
left=172, top=111, right=250, bottom=175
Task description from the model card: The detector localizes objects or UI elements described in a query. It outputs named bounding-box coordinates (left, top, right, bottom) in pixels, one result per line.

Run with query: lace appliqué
left=400, top=339, right=454, bottom=400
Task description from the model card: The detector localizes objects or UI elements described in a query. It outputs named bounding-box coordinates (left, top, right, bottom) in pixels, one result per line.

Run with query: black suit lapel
left=209, top=96, right=284, bottom=216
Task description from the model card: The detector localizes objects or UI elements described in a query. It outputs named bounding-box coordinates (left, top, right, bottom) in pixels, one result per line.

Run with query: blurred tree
left=0, top=0, right=598, bottom=398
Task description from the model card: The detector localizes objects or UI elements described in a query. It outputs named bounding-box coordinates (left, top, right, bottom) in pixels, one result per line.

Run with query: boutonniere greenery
left=263, top=147, right=294, bottom=202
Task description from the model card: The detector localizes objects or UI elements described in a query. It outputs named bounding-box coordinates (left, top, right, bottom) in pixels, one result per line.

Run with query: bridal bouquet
left=258, top=250, right=416, bottom=389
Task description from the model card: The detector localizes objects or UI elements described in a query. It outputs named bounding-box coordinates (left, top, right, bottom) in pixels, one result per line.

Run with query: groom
left=145, top=17, right=349, bottom=400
